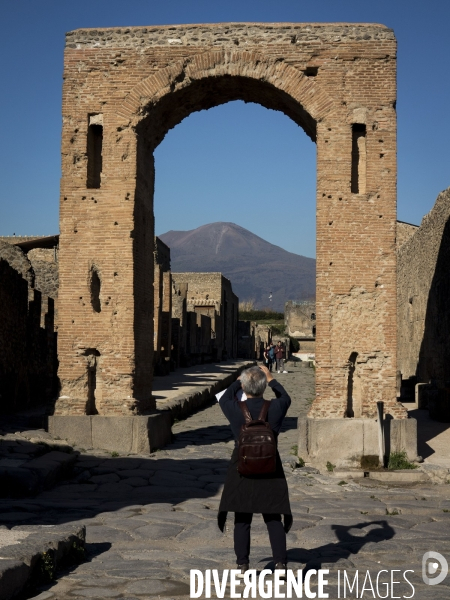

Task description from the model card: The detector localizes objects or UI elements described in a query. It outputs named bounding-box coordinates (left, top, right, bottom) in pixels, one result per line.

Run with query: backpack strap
left=257, top=400, right=271, bottom=422
left=239, top=400, right=253, bottom=424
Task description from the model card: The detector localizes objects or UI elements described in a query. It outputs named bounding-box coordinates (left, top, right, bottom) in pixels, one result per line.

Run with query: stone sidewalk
left=152, top=360, right=255, bottom=418
left=1, top=362, right=450, bottom=599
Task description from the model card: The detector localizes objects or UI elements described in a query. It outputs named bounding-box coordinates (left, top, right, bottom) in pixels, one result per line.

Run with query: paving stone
left=5, top=365, right=450, bottom=599
left=117, top=469, right=155, bottom=478
left=89, top=466, right=119, bottom=476
left=133, top=523, right=185, bottom=539
left=121, top=477, right=148, bottom=487
left=0, top=559, right=30, bottom=599
left=86, top=525, right=135, bottom=543
left=72, top=588, right=122, bottom=597
left=90, top=473, right=120, bottom=484
left=125, top=579, right=190, bottom=595
left=131, top=511, right=203, bottom=525
left=95, top=482, right=133, bottom=494
left=98, top=518, right=148, bottom=531
left=106, top=567, right=174, bottom=579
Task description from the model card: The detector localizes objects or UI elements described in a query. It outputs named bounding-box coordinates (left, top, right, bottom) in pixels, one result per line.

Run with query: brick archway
left=55, top=23, right=405, bottom=441
left=116, top=49, right=338, bottom=134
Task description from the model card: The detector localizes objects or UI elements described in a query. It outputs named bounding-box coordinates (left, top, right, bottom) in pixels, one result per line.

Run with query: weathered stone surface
left=0, top=560, right=30, bottom=600
left=398, top=187, right=450, bottom=383
left=0, top=255, right=56, bottom=412
left=299, top=415, right=418, bottom=467
left=0, top=525, right=85, bottom=600
left=4, top=364, right=450, bottom=600
left=132, top=523, right=185, bottom=539
left=49, top=413, right=172, bottom=454
left=56, top=22, right=401, bottom=431
left=90, top=473, right=120, bottom=485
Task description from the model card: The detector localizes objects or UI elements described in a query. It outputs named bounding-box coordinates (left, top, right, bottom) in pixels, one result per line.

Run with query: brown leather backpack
left=237, top=400, right=277, bottom=475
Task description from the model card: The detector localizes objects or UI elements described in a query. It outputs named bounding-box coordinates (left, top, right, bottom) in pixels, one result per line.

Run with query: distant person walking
left=264, top=343, right=276, bottom=372
left=275, top=341, right=287, bottom=374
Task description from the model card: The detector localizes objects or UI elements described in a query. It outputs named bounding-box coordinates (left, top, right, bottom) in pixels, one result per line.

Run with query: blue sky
left=0, top=0, right=449, bottom=257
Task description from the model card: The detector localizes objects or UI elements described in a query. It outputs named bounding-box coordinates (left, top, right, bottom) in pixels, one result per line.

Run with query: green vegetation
left=326, top=461, right=336, bottom=473
left=239, top=303, right=286, bottom=335
left=39, top=551, right=55, bottom=582
left=69, top=541, right=86, bottom=564
left=239, top=309, right=284, bottom=322
left=289, top=445, right=305, bottom=468
left=110, top=451, right=120, bottom=457
left=338, top=480, right=348, bottom=486
left=386, top=508, right=400, bottom=516
left=387, top=451, right=418, bottom=470
left=271, top=323, right=286, bottom=336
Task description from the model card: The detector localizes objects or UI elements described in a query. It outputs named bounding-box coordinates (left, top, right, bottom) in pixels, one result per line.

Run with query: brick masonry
left=57, top=22, right=403, bottom=419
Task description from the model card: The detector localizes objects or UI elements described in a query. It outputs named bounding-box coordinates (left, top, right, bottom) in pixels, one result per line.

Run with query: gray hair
left=240, top=366, right=267, bottom=397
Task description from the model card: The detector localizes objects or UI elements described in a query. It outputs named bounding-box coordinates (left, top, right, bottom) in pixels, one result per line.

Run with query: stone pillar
left=56, top=113, right=155, bottom=416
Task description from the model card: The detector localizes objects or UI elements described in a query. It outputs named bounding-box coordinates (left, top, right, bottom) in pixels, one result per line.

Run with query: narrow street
left=4, top=362, right=450, bottom=599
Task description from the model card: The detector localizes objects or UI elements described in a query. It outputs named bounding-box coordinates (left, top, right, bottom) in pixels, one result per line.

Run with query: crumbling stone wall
left=285, top=301, right=316, bottom=339
left=0, top=236, right=59, bottom=303
left=0, top=241, right=34, bottom=287
left=397, top=221, right=419, bottom=249
left=27, top=248, right=59, bottom=300
left=57, top=22, right=401, bottom=419
left=0, top=259, right=56, bottom=412
left=397, top=187, right=450, bottom=383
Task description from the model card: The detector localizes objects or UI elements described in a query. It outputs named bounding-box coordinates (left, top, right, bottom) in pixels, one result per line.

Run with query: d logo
left=422, top=551, right=448, bottom=585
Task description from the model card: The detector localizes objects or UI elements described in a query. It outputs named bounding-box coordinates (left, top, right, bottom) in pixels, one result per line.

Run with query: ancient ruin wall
left=397, top=187, right=450, bottom=382
left=397, top=221, right=419, bottom=249
left=285, top=301, right=316, bottom=338
left=171, top=272, right=237, bottom=359
left=0, top=259, right=56, bottom=412
left=0, top=241, right=34, bottom=287
left=27, top=248, right=59, bottom=301
left=57, top=22, right=401, bottom=418
left=0, top=238, right=59, bottom=303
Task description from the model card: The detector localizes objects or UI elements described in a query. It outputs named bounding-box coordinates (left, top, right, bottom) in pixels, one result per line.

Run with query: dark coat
left=217, top=378, right=292, bottom=533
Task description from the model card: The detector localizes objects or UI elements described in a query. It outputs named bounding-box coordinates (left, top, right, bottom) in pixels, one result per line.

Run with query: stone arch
left=56, top=24, right=401, bottom=434
left=117, top=50, right=339, bottom=141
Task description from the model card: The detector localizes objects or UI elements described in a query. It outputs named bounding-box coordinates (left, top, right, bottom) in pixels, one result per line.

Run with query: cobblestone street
left=3, top=362, right=450, bottom=599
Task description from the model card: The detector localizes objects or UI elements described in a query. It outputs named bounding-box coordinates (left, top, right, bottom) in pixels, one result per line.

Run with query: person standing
left=265, top=343, right=275, bottom=372
left=275, top=341, right=287, bottom=373
left=217, top=365, right=292, bottom=574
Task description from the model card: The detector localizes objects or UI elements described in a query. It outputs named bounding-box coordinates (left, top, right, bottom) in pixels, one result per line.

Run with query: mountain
left=159, top=222, right=315, bottom=311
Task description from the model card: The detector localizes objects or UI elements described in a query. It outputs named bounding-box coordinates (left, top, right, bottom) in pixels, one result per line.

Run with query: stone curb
left=1, top=451, right=78, bottom=498
left=0, top=524, right=85, bottom=600
left=158, top=361, right=256, bottom=420
left=368, top=469, right=430, bottom=483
